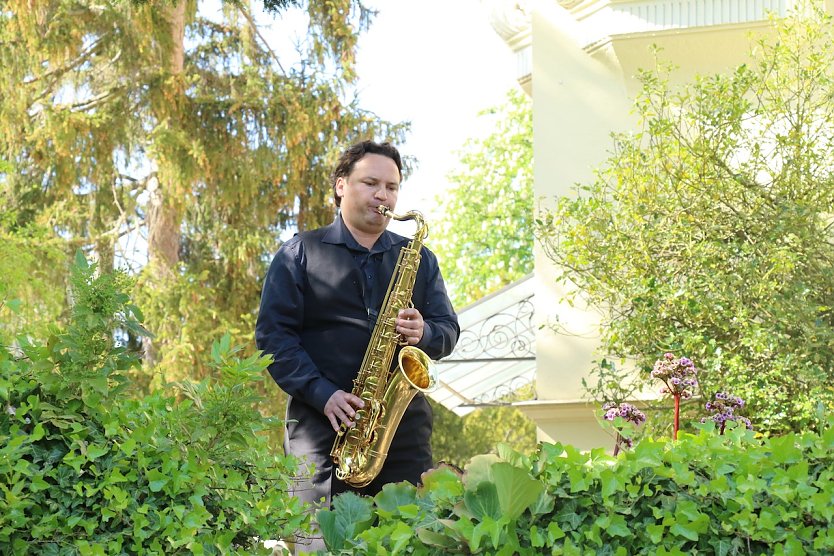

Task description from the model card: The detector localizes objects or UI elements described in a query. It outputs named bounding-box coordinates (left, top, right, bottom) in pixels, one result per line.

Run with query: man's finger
left=336, top=407, right=354, bottom=428
left=327, top=414, right=340, bottom=432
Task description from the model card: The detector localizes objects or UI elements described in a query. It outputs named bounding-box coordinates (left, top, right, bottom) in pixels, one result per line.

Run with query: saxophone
left=330, top=205, right=438, bottom=488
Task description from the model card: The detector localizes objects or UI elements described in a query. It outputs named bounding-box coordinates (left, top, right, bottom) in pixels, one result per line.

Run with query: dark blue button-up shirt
left=255, top=214, right=459, bottom=413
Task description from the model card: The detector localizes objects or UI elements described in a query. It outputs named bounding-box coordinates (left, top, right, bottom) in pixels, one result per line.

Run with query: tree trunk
left=143, top=0, right=186, bottom=366
left=146, top=173, right=180, bottom=271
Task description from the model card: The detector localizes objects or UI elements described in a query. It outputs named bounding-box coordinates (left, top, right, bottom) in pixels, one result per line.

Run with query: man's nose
left=374, top=186, right=387, bottom=200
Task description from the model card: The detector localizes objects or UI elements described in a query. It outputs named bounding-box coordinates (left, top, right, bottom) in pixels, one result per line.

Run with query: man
left=255, top=140, right=459, bottom=540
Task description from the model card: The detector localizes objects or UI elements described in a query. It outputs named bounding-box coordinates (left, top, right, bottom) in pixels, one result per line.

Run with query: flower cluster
left=651, top=352, right=698, bottom=398
left=602, top=402, right=646, bottom=452
left=602, top=402, right=646, bottom=426
left=702, top=392, right=752, bottom=433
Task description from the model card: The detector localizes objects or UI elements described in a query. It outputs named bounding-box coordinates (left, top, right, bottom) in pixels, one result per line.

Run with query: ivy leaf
left=547, top=521, right=566, bottom=543
left=182, top=506, right=211, bottom=529
left=528, top=489, right=556, bottom=516
left=713, top=538, right=736, bottom=556
left=146, top=469, right=169, bottom=493
left=86, top=444, right=108, bottom=461
left=646, top=523, right=664, bottom=543
left=604, top=514, right=631, bottom=538
left=416, top=528, right=458, bottom=549
left=633, top=440, right=664, bottom=468
left=670, top=521, right=700, bottom=542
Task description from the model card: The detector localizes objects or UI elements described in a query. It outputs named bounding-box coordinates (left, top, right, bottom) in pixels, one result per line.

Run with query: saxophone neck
left=377, top=205, right=428, bottom=241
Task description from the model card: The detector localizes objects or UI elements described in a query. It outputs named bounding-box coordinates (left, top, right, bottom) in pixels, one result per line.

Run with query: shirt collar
left=323, top=213, right=392, bottom=254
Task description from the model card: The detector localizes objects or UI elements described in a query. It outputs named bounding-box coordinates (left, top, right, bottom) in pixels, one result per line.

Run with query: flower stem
left=613, top=432, right=621, bottom=456
left=673, top=394, right=680, bottom=440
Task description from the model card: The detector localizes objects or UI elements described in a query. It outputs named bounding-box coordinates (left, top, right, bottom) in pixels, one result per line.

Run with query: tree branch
left=235, top=5, right=287, bottom=76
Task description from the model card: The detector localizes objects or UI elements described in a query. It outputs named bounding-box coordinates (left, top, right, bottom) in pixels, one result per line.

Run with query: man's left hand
left=396, top=308, right=424, bottom=345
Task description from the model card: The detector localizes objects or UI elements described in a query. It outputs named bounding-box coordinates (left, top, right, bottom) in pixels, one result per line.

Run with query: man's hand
left=324, top=390, right=365, bottom=432
left=396, top=308, right=424, bottom=345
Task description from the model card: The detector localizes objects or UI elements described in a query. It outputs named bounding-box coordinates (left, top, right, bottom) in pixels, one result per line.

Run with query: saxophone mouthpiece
left=377, top=205, right=391, bottom=217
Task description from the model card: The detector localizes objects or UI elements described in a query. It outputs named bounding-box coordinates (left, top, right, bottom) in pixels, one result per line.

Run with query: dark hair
left=331, top=140, right=403, bottom=207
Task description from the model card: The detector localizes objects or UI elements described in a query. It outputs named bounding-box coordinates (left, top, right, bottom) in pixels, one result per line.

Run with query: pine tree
left=1, top=0, right=407, bottom=378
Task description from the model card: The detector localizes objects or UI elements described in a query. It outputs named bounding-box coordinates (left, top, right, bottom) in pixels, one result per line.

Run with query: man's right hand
left=324, top=390, right=365, bottom=432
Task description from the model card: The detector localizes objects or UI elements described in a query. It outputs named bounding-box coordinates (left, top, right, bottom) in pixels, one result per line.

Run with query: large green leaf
left=462, top=453, right=500, bottom=489
left=492, top=462, right=545, bottom=521
left=374, top=482, right=418, bottom=519
left=419, top=465, right=464, bottom=504
left=463, top=480, right=502, bottom=521
left=317, top=492, right=374, bottom=551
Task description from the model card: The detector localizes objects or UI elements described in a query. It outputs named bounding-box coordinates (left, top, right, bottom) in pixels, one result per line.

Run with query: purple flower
left=602, top=402, right=646, bottom=426
left=652, top=353, right=699, bottom=397
left=703, top=392, right=752, bottom=433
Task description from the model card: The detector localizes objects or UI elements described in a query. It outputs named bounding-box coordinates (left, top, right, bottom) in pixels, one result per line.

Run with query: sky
left=349, top=0, right=519, bottom=233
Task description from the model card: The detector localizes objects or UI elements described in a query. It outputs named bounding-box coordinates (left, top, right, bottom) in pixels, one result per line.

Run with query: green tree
left=539, top=7, right=834, bottom=435
left=430, top=89, right=537, bottom=465
left=0, top=0, right=406, bottom=382
left=433, top=88, right=534, bottom=308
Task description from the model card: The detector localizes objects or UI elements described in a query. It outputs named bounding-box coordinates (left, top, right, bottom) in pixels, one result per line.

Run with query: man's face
left=335, top=153, right=401, bottom=238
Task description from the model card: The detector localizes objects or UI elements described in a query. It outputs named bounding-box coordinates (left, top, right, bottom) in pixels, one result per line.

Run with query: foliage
left=434, top=88, right=534, bottom=308
left=538, top=7, right=834, bottom=434
left=0, top=253, right=308, bottom=554
left=0, top=226, right=67, bottom=342
left=429, top=384, right=538, bottom=470
left=318, top=421, right=834, bottom=555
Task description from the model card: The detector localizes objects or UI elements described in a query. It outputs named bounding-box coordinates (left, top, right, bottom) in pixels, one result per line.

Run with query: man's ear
left=335, top=176, right=346, bottom=199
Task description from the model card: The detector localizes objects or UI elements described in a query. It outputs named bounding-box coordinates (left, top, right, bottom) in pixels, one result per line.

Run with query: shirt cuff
left=309, top=378, right=340, bottom=414
left=415, top=321, right=434, bottom=352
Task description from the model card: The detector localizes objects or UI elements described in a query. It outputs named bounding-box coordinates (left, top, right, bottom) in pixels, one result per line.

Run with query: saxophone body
left=330, top=205, right=438, bottom=488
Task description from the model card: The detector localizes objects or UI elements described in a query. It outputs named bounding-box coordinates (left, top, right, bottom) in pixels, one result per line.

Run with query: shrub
left=0, top=253, right=308, bottom=554
left=319, top=421, right=834, bottom=554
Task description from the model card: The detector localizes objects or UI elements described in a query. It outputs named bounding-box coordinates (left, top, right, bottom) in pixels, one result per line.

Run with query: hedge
left=320, top=421, right=834, bottom=555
